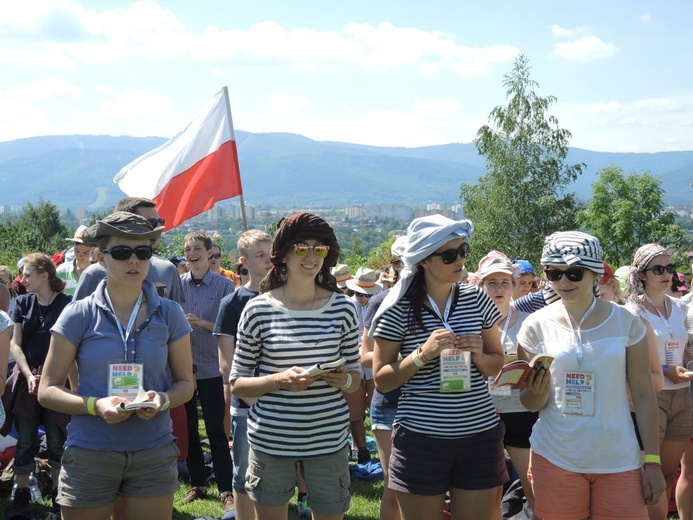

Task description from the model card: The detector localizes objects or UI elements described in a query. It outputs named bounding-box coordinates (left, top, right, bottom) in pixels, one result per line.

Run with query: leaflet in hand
left=305, top=358, right=346, bottom=377
left=491, top=354, right=554, bottom=389
left=118, top=386, right=158, bottom=411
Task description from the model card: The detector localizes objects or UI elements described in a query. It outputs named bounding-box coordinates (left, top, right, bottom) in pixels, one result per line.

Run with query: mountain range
left=0, top=132, right=691, bottom=211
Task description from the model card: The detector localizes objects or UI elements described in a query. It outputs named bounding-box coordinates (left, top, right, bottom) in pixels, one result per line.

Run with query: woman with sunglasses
left=230, top=213, right=361, bottom=520
left=518, top=231, right=665, bottom=520
left=6, top=252, right=71, bottom=508
left=623, top=244, right=692, bottom=520
left=371, top=214, right=507, bottom=520
left=38, top=212, right=194, bottom=519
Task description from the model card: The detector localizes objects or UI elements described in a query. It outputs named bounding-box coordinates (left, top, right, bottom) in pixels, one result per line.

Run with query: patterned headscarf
left=624, top=243, right=667, bottom=298
left=475, top=250, right=518, bottom=285
left=540, top=231, right=604, bottom=274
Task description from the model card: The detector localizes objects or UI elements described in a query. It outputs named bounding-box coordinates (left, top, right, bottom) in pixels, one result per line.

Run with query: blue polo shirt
left=51, top=279, right=191, bottom=451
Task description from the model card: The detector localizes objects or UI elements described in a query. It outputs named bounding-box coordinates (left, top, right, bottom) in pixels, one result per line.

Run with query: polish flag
left=114, top=87, right=243, bottom=229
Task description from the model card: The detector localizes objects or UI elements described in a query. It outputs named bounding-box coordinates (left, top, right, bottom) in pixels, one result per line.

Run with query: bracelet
left=417, top=347, right=430, bottom=364
left=275, top=373, right=283, bottom=390
left=160, top=392, right=170, bottom=411
left=340, top=373, right=352, bottom=390
left=643, top=454, right=661, bottom=465
left=412, top=349, right=426, bottom=368
left=86, top=396, right=97, bottom=416
left=643, top=462, right=661, bottom=469
left=662, top=365, right=669, bottom=376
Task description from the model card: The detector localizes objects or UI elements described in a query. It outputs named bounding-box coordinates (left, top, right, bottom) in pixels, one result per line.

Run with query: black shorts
left=500, top=411, right=539, bottom=449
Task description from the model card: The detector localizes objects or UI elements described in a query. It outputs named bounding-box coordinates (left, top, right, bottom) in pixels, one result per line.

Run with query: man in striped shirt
left=180, top=231, right=235, bottom=512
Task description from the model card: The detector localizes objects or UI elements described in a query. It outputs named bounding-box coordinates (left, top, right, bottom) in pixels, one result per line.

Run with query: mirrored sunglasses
left=544, top=267, right=586, bottom=282
left=430, top=242, right=470, bottom=264
left=292, top=243, right=330, bottom=259
left=102, top=245, right=153, bottom=261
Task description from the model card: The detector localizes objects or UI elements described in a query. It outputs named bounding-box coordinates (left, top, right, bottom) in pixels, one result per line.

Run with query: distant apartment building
left=345, top=205, right=365, bottom=219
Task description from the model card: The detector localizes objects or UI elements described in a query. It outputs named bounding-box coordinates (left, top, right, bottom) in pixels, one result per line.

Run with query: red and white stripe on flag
left=114, top=87, right=243, bottom=229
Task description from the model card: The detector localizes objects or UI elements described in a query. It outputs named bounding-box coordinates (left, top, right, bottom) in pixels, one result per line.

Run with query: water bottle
left=28, top=473, right=42, bottom=503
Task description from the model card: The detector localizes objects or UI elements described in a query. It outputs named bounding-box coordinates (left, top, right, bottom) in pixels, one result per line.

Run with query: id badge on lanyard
left=427, top=293, right=472, bottom=393
left=560, top=299, right=596, bottom=416
left=105, top=291, right=145, bottom=399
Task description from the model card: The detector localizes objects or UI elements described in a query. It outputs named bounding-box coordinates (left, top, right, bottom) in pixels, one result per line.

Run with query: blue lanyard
left=105, top=290, right=144, bottom=362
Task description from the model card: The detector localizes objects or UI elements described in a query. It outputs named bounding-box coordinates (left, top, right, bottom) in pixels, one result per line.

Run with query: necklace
left=37, top=292, right=56, bottom=325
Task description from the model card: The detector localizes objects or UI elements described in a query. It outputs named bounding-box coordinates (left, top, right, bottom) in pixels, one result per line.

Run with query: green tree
left=577, top=166, right=688, bottom=266
left=461, top=54, right=583, bottom=267
left=0, top=199, right=69, bottom=266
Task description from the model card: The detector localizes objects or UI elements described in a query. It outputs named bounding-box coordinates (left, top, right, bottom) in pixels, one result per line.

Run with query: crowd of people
left=0, top=203, right=691, bottom=520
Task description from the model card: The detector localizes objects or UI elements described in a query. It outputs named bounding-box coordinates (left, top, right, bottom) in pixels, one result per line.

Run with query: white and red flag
left=114, top=87, right=243, bottom=229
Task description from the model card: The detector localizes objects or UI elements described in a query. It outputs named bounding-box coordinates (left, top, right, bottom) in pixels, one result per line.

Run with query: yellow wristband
left=86, top=396, right=97, bottom=416
left=643, top=454, right=661, bottom=464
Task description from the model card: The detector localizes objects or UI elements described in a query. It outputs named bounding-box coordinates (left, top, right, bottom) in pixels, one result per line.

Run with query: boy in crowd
left=180, top=232, right=235, bottom=511
left=214, top=229, right=273, bottom=520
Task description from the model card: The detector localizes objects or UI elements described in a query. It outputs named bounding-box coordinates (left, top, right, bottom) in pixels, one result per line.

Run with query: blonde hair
left=238, top=229, right=272, bottom=257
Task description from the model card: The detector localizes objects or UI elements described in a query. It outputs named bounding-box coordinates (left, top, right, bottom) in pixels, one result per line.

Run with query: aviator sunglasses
left=544, top=267, right=586, bottom=282
left=643, top=263, right=676, bottom=276
left=429, top=242, right=470, bottom=264
left=102, top=245, right=154, bottom=261
left=292, top=243, right=330, bottom=259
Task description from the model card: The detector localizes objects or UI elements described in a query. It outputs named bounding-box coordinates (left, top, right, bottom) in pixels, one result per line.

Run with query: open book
left=118, top=386, right=158, bottom=411
left=491, top=354, right=554, bottom=389
left=306, top=358, right=346, bottom=377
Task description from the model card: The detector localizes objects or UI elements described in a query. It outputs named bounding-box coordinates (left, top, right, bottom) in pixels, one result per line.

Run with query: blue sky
left=1, top=0, right=691, bottom=152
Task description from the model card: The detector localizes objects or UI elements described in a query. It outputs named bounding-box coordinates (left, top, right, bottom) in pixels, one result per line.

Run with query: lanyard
left=560, top=297, right=597, bottom=369
left=427, top=287, right=454, bottom=333
left=643, top=294, right=674, bottom=338
left=500, top=307, right=512, bottom=350
left=105, top=290, right=144, bottom=362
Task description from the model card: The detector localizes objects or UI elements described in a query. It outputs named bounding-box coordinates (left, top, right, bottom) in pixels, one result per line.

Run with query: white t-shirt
left=518, top=301, right=646, bottom=473
left=625, top=296, right=690, bottom=391
left=491, top=308, right=530, bottom=414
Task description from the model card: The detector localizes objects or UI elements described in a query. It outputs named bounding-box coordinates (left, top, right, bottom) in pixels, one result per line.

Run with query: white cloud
left=1, top=78, right=81, bottom=100
left=0, top=3, right=517, bottom=75
left=550, top=25, right=617, bottom=62
left=268, top=93, right=310, bottom=114
left=413, top=98, right=461, bottom=116
left=638, top=13, right=652, bottom=21
left=96, top=89, right=172, bottom=119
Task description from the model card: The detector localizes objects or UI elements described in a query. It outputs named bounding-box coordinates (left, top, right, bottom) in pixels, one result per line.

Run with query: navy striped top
left=231, top=291, right=360, bottom=457
left=373, top=283, right=501, bottom=438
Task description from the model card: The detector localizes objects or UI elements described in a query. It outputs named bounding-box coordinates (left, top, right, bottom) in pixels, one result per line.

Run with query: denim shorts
left=57, top=442, right=180, bottom=508
left=370, top=404, right=397, bottom=431
left=245, top=446, right=351, bottom=515
left=232, top=415, right=250, bottom=492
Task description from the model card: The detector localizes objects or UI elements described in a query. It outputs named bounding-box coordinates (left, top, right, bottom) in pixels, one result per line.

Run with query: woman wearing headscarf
left=38, top=212, right=194, bottom=519
left=519, top=231, right=665, bottom=520
left=230, top=213, right=361, bottom=520
left=623, top=243, right=692, bottom=520
left=371, top=214, right=507, bottom=520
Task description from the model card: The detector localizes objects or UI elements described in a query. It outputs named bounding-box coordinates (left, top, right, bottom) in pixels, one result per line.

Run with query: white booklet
left=305, top=358, right=346, bottom=377
left=118, top=386, right=158, bottom=411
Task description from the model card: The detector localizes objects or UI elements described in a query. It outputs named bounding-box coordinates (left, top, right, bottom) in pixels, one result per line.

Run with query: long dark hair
left=261, top=213, right=341, bottom=293
left=402, top=265, right=430, bottom=334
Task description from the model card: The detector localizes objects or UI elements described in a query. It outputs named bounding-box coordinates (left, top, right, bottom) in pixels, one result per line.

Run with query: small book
left=491, top=354, right=554, bottom=389
left=117, top=386, right=158, bottom=411
left=305, top=358, right=346, bottom=377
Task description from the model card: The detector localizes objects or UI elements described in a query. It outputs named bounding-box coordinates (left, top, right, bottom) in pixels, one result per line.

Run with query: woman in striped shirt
left=230, top=213, right=361, bottom=520
left=372, top=214, right=507, bottom=520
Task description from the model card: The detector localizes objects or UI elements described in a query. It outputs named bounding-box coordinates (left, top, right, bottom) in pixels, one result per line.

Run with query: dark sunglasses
left=643, top=263, right=675, bottom=275
left=544, top=267, right=586, bottom=282
left=390, top=259, right=403, bottom=267
left=355, top=292, right=372, bottom=298
left=102, top=245, right=153, bottom=261
left=209, top=253, right=222, bottom=260
left=293, top=243, right=329, bottom=259
left=429, top=242, right=470, bottom=264
left=147, top=218, right=165, bottom=228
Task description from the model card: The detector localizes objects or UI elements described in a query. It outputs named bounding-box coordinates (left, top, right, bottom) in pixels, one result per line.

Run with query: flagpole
left=222, top=86, right=248, bottom=231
